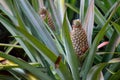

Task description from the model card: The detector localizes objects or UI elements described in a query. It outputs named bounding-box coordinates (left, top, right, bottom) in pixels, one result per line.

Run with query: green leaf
left=44, top=22, right=66, bottom=58
left=31, top=0, right=39, bottom=12
left=102, top=30, right=119, bottom=62
left=62, top=13, right=79, bottom=80
left=48, top=0, right=62, bottom=33
left=0, top=52, right=53, bottom=80
left=94, top=6, right=113, bottom=39
left=81, top=2, right=120, bottom=80
left=104, top=62, right=120, bottom=80
left=96, top=52, right=120, bottom=55
left=65, top=3, right=79, bottom=14
left=0, top=75, right=16, bottom=80
left=0, top=4, right=17, bottom=25
left=13, top=1, right=27, bottom=30
left=66, top=0, right=77, bottom=21
left=0, top=7, right=72, bottom=80
left=4, top=40, right=19, bottom=54
left=16, top=27, right=72, bottom=80
left=0, top=62, right=40, bottom=70
left=8, top=69, right=28, bottom=80
left=83, top=0, right=94, bottom=46
left=109, top=70, right=120, bottom=80
left=87, top=57, right=120, bottom=80
left=95, top=0, right=108, bottom=14
left=109, top=58, right=120, bottom=63
left=86, top=63, right=107, bottom=80
left=15, top=0, right=59, bottom=55
left=80, top=0, right=85, bottom=23
left=0, top=43, right=21, bottom=48
left=0, top=14, right=36, bottom=62
left=112, top=22, right=120, bottom=35
left=55, top=0, right=65, bottom=22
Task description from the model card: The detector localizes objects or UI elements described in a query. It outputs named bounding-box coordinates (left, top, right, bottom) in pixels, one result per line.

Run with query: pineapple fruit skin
left=39, top=7, right=55, bottom=31
left=70, top=20, right=88, bottom=56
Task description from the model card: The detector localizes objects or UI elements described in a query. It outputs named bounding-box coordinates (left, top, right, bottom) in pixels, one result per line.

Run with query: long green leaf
left=0, top=13, right=71, bottom=79
left=83, top=0, right=94, bottom=46
left=66, top=0, right=77, bottom=22
left=31, top=0, right=39, bottom=12
left=62, top=13, right=79, bottom=80
left=104, top=63, right=120, bottom=80
left=80, top=0, right=85, bottom=23
left=8, top=69, right=28, bottom=80
left=0, top=75, right=16, bottom=80
left=86, top=63, right=107, bottom=80
left=109, top=70, right=120, bottom=80
left=18, top=28, right=71, bottom=79
left=65, top=3, right=79, bottom=14
left=94, top=6, right=113, bottom=39
left=87, top=58, right=120, bottom=80
left=102, top=30, right=119, bottom=62
left=105, top=2, right=118, bottom=18
left=0, top=14, right=36, bottom=62
left=81, top=2, right=120, bottom=80
left=112, top=22, right=120, bottom=35
left=0, top=52, right=52, bottom=80
left=55, top=0, right=65, bottom=23
left=12, top=1, right=42, bottom=63
left=48, top=0, right=62, bottom=33
left=16, top=27, right=72, bottom=80
left=95, top=0, right=108, bottom=14
left=0, top=4, right=17, bottom=25
left=15, top=0, right=59, bottom=55
left=13, top=0, right=27, bottom=30
left=44, top=22, right=66, bottom=58
left=4, top=40, right=19, bottom=54
left=0, top=43, right=21, bottom=48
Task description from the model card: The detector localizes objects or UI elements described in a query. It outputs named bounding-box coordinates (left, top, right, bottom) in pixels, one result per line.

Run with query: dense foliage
left=0, top=0, right=120, bottom=80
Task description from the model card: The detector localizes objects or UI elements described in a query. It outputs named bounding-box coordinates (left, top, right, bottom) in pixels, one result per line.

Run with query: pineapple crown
left=72, top=19, right=82, bottom=28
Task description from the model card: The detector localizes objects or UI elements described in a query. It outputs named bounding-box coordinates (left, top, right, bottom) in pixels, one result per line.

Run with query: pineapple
left=39, top=7, right=55, bottom=31
left=70, top=19, right=88, bottom=56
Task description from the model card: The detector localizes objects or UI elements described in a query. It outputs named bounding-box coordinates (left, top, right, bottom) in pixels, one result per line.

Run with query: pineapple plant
left=0, top=0, right=120, bottom=80
left=70, top=19, right=88, bottom=56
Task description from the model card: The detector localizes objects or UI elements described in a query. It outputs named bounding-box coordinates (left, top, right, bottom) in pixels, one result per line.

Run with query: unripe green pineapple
left=70, top=19, right=88, bottom=56
left=39, top=7, right=55, bottom=31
